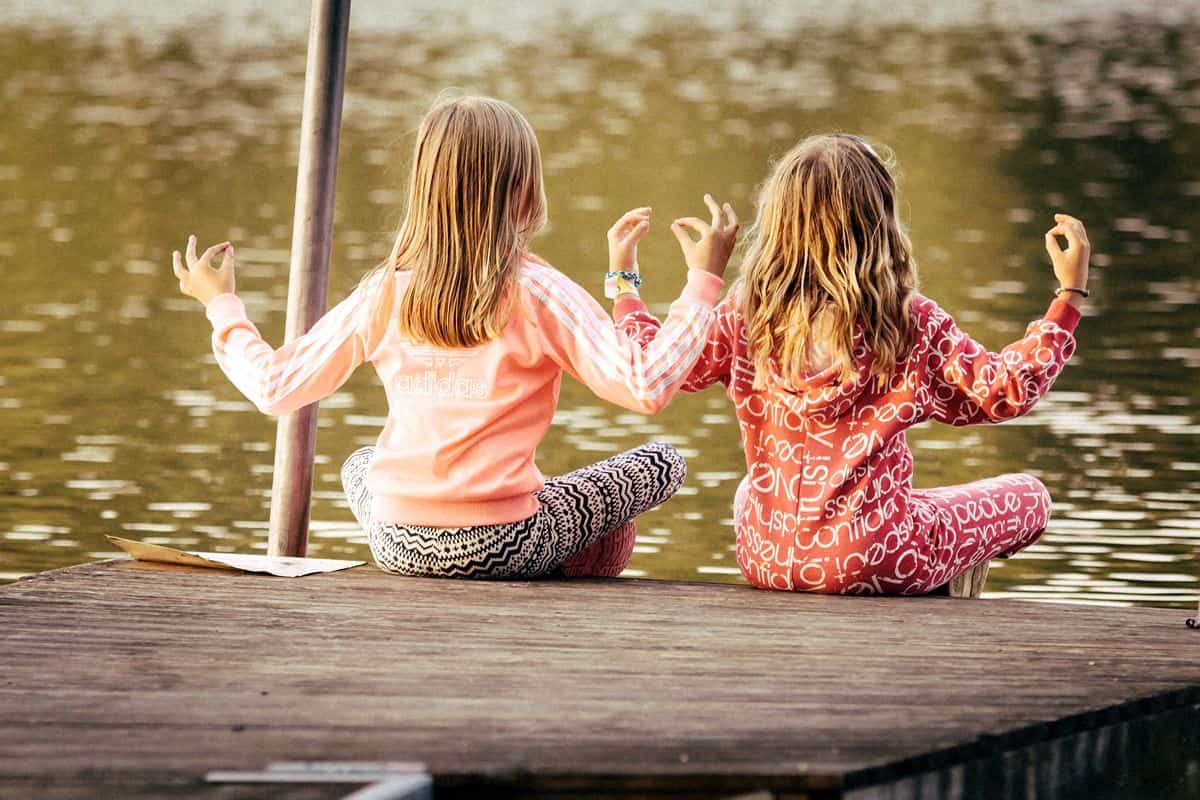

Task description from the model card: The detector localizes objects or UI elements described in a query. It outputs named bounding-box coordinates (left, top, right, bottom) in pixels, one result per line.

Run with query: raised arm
left=616, top=297, right=737, bottom=392
left=921, top=297, right=1079, bottom=425
left=173, top=236, right=370, bottom=417
left=520, top=264, right=723, bottom=413
left=923, top=213, right=1089, bottom=425
left=206, top=290, right=370, bottom=417
left=605, top=197, right=739, bottom=393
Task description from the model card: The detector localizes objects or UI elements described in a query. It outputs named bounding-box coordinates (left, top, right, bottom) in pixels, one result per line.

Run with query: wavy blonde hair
left=733, top=134, right=917, bottom=389
left=366, top=94, right=547, bottom=347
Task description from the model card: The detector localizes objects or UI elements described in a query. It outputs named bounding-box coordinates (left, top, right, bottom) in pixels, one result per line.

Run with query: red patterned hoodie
left=617, top=294, right=1080, bottom=593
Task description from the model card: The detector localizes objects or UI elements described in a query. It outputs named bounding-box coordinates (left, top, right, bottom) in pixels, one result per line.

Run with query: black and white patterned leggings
left=340, top=442, right=686, bottom=579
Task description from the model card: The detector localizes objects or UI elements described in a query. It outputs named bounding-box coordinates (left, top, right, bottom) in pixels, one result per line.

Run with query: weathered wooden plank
left=0, top=779, right=349, bottom=800
left=1, top=560, right=1196, bottom=798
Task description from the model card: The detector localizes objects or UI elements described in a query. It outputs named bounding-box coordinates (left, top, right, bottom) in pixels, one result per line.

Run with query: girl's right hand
left=1045, top=214, right=1090, bottom=303
left=173, top=235, right=237, bottom=307
left=607, top=206, right=651, bottom=274
left=671, top=194, right=740, bottom=278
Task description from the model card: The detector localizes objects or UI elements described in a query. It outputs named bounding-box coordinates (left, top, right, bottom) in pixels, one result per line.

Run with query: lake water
left=1, top=1, right=1198, bottom=607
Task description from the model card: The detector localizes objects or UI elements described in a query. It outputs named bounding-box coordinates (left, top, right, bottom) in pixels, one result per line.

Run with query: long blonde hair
left=733, top=134, right=917, bottom=388
left=368, top=94, right=547, bottom=347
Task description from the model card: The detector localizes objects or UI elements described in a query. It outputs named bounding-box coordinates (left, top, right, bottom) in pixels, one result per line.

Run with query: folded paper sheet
left=107, top=536, right=365, bottom=577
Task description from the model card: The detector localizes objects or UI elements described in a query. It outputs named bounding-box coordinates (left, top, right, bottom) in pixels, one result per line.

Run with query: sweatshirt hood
left=764, top=330, right=877, bottom=424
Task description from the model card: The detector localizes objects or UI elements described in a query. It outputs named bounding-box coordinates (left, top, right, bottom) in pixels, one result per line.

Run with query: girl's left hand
left=607, top=207, right=651, bottom=274
left=173, top=235, right=236, bottom=306
left=671, top=194, right=740, bottom=278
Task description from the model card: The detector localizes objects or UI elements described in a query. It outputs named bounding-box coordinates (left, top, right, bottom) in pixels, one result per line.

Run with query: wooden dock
left=2, top=560, right=1197, bottom=799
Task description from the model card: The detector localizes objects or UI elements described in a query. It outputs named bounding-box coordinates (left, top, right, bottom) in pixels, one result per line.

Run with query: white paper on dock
left=106, top=536, right=364, bottom=577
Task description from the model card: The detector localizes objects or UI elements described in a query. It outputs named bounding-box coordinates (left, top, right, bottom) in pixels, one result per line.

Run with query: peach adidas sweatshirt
left=205, top=259, right=724, bottom=527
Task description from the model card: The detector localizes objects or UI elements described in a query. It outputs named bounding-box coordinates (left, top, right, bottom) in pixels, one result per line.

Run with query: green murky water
left=1, top=2, right=1198, bottom=606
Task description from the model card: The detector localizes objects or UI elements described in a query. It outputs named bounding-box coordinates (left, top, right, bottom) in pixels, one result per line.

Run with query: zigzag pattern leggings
left=341, top=442, right=686, bottom=579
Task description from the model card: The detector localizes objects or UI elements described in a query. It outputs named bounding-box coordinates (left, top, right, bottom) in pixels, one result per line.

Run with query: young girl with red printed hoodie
left=617, top=134, right=1088, bottom=596
left=170, top=94, right=739, bottom=579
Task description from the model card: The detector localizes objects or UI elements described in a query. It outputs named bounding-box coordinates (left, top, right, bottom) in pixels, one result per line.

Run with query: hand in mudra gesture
left=671, top=193, right=740, bottom=278
left=173, top=235, right=236, bottom=307
left=1044, top=214, right=1090, bottom=307
left=607, top=207, right=651, bottom=275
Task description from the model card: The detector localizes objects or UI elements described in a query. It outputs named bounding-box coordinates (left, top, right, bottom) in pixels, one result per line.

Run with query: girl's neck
left=805, top=309, right=836, bottom=373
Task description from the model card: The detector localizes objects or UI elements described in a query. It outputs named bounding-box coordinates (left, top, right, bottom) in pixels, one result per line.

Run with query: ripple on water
left=2, top=8, right=1200, bottom=607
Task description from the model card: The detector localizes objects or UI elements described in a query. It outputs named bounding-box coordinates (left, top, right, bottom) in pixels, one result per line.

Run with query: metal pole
left=267, top=0, right=351, bottom=557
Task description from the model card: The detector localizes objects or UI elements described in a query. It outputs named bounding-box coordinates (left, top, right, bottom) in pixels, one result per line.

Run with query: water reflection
left=1, top=5, right=1198, bottom=607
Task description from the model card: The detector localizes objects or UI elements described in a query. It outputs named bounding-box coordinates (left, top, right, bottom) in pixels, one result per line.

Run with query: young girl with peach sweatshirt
left=617, top=134, right=1088, bottom=596
left=171, top=95, right=739, bottom=579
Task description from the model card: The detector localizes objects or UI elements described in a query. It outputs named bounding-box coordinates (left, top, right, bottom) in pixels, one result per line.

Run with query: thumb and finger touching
left=673, top=217, right=708, bottom=238
left=610, top=209, right=651, bottom=253
left=628, top=219, right=649, bottom=244
left=198, top=242, right=230, bottom=267
left=172, top=237, right=237, bottom=303
left=670, top=220, right=697, bottom=252
left=1044, top=215, right=1089, bottom=291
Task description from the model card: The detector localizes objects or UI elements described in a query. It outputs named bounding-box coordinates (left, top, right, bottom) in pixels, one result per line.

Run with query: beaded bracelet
left=1054, top=287, right=1089, bottom=298
left=604, top=270, right=642, bottom=299
left=606, top=270, right=642, bottom=286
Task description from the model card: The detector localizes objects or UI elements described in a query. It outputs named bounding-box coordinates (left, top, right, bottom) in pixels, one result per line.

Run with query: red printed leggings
left=907, top=473, right=1051, bottom=593
left=734, top=472, right=1051, bottom=595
